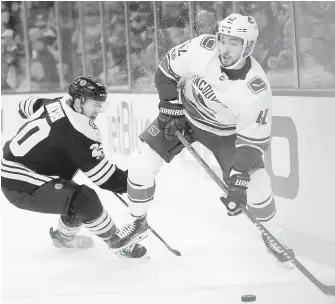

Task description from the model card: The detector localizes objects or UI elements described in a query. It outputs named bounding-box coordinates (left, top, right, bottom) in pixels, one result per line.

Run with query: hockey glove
left=220, top=170, right=250, bottom=216
left=158, top=100, right=188, bottom=140
left=110, top=167, right=128, bottom=194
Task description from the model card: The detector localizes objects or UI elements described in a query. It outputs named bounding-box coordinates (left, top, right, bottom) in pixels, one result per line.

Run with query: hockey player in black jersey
left=1, top=76, right=147, bottom=259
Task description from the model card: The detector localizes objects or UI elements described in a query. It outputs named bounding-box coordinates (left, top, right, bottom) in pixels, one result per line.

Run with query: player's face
left=82, top=98, right=105, bottom=119
left=217, top=34, right=243, bottom=67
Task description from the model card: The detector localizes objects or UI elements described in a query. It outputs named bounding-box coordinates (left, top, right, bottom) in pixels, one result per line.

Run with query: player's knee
left=70, top=185, right=103, bottom=222
left=128, top=142, right=164, bottom=186
left=126, top=142, right=161, bottom=210
left=247, top=169, right=276, bottom=222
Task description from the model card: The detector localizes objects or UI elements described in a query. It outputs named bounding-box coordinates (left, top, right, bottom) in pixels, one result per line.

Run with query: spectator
left=300, top=2, right=335, bottom=77
left=1, top=28, right=20, bottom=89
left=195, top=10, right=217, bottom=36
left=1, top=4, right=10, bottom=33
left=240, top=2, right=284, bottom=73
left=30, top=34, right=59, bottom=90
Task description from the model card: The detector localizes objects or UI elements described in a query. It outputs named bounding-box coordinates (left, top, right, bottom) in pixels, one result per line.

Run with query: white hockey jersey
left=158, top=34, right=272, bottom=153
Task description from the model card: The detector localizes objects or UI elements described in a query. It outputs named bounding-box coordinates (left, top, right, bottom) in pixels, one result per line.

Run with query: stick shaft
left=113, top=192, right=181, bottom=256
left=176, top=131, right=334, bottom=295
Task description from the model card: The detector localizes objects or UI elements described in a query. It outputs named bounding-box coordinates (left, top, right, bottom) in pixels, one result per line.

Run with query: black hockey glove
left=109, top=167, right=128, bottom=194
left=220, top=170, right=250, bottom=216
left=158, top=100, right=188, bottom=140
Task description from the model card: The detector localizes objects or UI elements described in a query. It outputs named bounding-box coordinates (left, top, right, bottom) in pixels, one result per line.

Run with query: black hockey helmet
left=69, top=76, right=107, bottom=102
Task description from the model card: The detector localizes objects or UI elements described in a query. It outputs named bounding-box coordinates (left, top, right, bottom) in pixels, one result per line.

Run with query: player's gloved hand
left=220, top=169, right=250, bottom=216
left=158, top=100, right=188, bottom=140
left=110, top=167, right=128, bottom=194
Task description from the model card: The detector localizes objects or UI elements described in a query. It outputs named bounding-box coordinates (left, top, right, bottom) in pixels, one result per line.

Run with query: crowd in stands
left=1, top=1, right=335, bottom=92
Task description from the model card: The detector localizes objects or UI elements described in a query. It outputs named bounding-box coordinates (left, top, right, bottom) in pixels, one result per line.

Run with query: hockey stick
left=113, top=192, right=182, bottom=256
left=176, top=131, right=335, bottom=296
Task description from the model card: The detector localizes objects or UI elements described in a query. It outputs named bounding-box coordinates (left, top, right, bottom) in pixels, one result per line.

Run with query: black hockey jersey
left=1, top=95, right=116, bottom=193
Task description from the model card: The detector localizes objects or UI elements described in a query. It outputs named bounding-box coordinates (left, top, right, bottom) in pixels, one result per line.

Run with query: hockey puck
left=241, top=295, right=256, bottom=302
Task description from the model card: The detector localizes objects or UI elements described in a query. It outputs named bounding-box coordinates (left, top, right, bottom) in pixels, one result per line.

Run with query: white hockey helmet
left=217, top=14, right=259, bottom=69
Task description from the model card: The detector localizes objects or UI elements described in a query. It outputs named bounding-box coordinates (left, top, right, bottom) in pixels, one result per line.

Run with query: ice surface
left=1, top=155, right=335, bottom=304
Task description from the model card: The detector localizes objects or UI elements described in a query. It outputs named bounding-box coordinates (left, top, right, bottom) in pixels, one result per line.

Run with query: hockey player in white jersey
left=110, top=14, right=295, bottom=264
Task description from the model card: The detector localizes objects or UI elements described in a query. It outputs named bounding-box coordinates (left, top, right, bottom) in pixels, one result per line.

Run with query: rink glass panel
left=56, top=2, right=84, bottom=88
left=155, top=2, right=192, bottom=61
left=103, top=2, right=129, bottom=89
left=128, top=1, right=157, bottom=92
left=294, top=2, right=335, bottom=89
left=1, top=1, right=29, bottom=92
left=26, top=2, right=61, bottom=92
left=81, top=3, right=104, bottom=82
left=1, top=1, right=334, bottom=95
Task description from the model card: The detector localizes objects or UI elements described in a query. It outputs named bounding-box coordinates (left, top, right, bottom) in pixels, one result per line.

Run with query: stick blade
left=325, top=285, right=335, bottom=296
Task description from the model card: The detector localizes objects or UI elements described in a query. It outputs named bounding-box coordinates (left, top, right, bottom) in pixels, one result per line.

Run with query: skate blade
left=114, top=252, right=151, bottom=260
left=111, top=231, right=149, bottom=252
left=52, top=239, right=93, bottom=250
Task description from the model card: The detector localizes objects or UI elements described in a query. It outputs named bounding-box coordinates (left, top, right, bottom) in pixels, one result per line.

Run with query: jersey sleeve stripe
left=20, top=96, right=37, bottom=118
left=19, top=96, right=29, bottom=116
left=93, top=164, right=116, bottom=186
left=158, top=65, right=178, bottom=83
left=24, top=97, right=32, bottom=116
left=237, top=134, right=271, bottom=143
left=2, top=159, right=56, bottom=182
left=85, top=161, right=114, bottom=184
left=158, top=55, right=180, bottom=83
left=1, top=171, right=45, bottom=186
left=27, top=97, right=36, bottom=117
left=84, top=158, right=108, bottom=177
left=166, top=53, right=181, bottom=82
left=235, top=135, right=270, bottom=152
left=19, top=97, right=29, bottom=117
left=235, top=143, right=266, bottom=154
left=1, top=167, right=52, bottom=183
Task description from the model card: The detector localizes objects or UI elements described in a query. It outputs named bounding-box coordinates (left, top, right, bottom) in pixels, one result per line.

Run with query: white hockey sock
left=84, top=208, right=116, bottom=241
left=57, top=216, right=81, bottom=240
left=127, top=178, right=155, bottom=217
left=263, top=210, right=284, bottom=237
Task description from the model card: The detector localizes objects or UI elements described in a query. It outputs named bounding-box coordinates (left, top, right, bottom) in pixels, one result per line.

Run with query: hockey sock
left=83, top=208, right=116, bottom=241
left=57, top=215, right=81, bottom=240
left=127, top=178, right=156, bottom=217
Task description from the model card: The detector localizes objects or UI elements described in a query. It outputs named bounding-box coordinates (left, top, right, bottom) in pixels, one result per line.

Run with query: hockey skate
left=108, top=216, right=148, bottom=250
left=115, top=243, right=149, bottom=259
left=49, top=227, right=94, bottom=249
left=262, top=233, right=295, bottom=269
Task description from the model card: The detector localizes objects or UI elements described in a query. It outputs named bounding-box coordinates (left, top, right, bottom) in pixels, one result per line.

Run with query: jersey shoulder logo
left=90, top=143, right=104, bottom=160
left=247, top=77, right=267, bottom=94
left=200, top=35, right=216, bottom=50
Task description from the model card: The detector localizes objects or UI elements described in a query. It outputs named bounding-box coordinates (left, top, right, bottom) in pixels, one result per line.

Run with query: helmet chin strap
left=220, top=55, right=247, bottom=70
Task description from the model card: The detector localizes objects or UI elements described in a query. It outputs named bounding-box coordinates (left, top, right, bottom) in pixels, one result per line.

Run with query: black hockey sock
left=57, top=215, right=81, bottom=240
left=83, top=208, right=116, bottom=241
